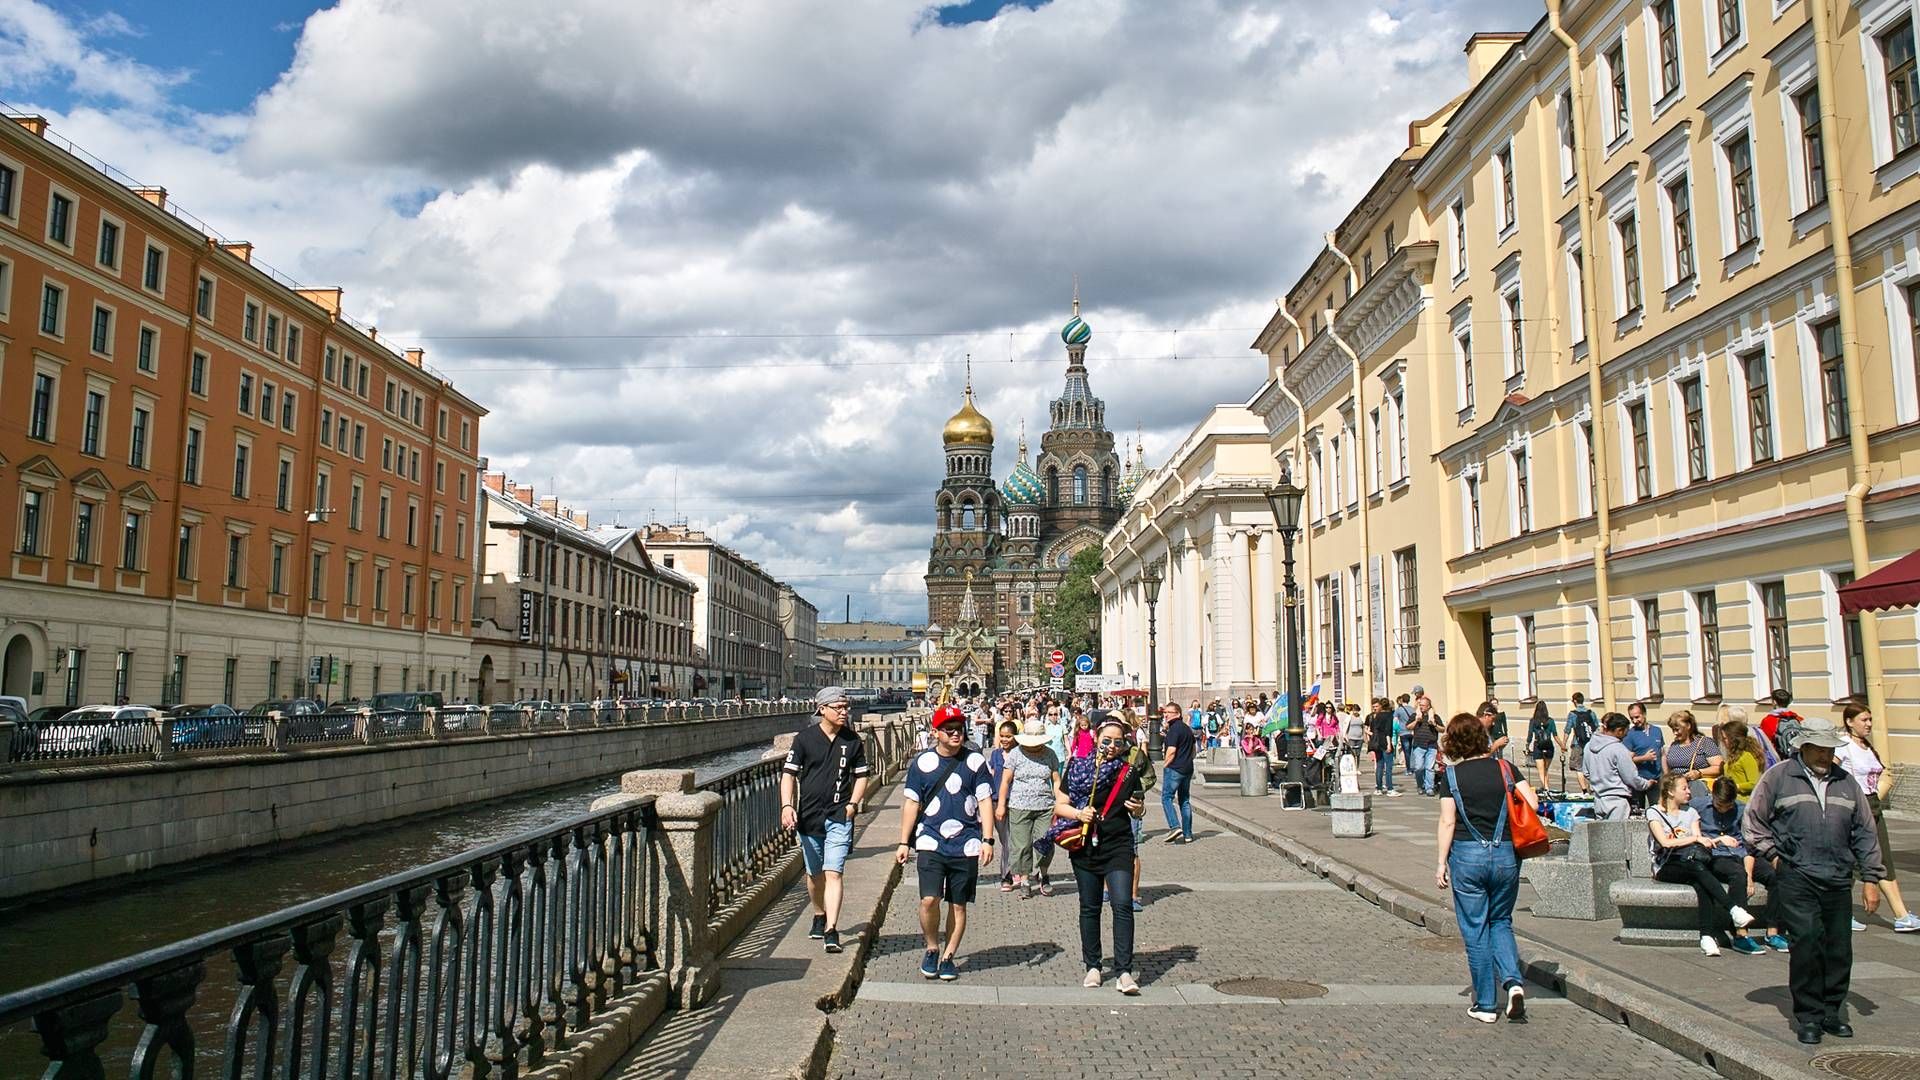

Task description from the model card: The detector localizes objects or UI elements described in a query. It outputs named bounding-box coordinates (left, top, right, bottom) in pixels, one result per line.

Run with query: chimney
left=538, top=496, right=560, bottom=516
left=9, top=115, right=49, bottom=137
left=569, top=510, right=590, bottom=528
left=220, top=241, right=253, bottom=263
left=296, top=287, right=343, bottom=316
left=129, top=187, right=167, bottom=209
left=483, top=472, right=508, bottom=494
left=404, top=348, right=425, bottom=368
left=513, top=484, right=536, bottom=506
left=367, top=326, right=378, bottom=342
left=1463, top=32, right=1525, bottom=85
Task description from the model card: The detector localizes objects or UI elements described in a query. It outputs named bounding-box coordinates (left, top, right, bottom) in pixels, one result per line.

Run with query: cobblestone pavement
left=827, top=826, right=1721, bottom=1079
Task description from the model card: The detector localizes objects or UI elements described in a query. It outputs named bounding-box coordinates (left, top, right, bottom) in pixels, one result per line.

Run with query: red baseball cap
left=930, top=705, right=967, bottom=730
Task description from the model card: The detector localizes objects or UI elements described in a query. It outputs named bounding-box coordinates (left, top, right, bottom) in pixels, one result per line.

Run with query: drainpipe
left=1325, top=235, right=1376, bottom=701
left=1547, top=0, right=1620, bottom=709
left=161, top=245, right=208, bottom=707
left=1810, top=0, right=1889, bottom=758
left=1276, top=301, right=1313, bottom=690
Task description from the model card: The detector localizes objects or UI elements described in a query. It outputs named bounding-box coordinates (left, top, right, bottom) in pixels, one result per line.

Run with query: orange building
left=0, top=112, right=486, bottom=709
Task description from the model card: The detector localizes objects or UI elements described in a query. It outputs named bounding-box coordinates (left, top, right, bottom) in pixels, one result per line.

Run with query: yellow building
left=1112, top=1, right=1920, bottom=779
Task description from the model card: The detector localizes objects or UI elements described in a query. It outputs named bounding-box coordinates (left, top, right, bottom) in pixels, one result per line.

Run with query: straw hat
left=1016, top=718, right=1052, bottom=747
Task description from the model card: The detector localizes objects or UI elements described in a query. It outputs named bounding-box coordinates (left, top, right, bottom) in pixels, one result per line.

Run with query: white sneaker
left=1730, top=906, right=1755, bottom=930
left=1506, top=984, right=1527, bottom=1021
left=1894, top=913, right=1920, bottom=933
left=1082, top=967, right=1102, bottom=988
left=1700, top=935, right=1721, bottom=956
left=1116, top=972, right=1140, bottom=995
left=1467, top=1008, right=1499, bottom=1023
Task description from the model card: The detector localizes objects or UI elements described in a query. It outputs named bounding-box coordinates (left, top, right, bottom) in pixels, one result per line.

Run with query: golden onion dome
left=943, top=391, right=994, bottom=447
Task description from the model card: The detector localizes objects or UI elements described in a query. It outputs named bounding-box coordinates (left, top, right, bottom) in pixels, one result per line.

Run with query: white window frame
left=1563, top=218, right=1587, bottom=347
left=1795, top=293, right=1841, bottom=449
left=1450, top=197, right=1468, bottom=282
left=1668, top=354, right=1712, bottom=487
left=1645, top=0, right=1687, bottom=118
left=1680, top=588, right=1708, bottom=701
left=1619, top=386, right=1656, bottom=505
left=1603, top=165, right=1643, bottom=327
left=1702, top=0, right=1748, bottom=68
left=1885, top=269, right=1920, bottom=424
left=1819, top=570, right=1852, bottom=701
left=1705, top=76, right=1761, bottom=270
left=44, top=183, right=78, bottom=253
left=1500, top=285, right=1525, bottom=382
left=1507, top=438, right=1533, bottom=537
left=1556, top=86, right=1577, bottom=188
left=1461, top=466, right=1484, bottom=553
left=1775, top=31, right=1828, bottom=224
left=1451, top=303, right=1475, bottom=422
left=1582, top=605, right=1603, bottom=700
left=1651, top=124, right=1696, bottom=298
left=1725, top=328, right=1777, bottom=469
left=0, top=150, right=21, bottom=229
left=141, top=239, right=169, bottom=298
left=1633, top=596, right=1661, bottom=699
left=1859, top=0, right=1920, bottom=187
left=1602, top=36, right=1633, bottom=152
left=95, top=210, right=125, bottom=275
left=1572, top=409, right=1596, bottom=517
left=1494, top=141, right=1518, bottom=239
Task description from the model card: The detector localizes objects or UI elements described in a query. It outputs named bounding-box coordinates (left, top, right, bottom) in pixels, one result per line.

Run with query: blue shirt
left=905, top=749, right=995, bottom=858
left=1623, top=725, right=1664, bottom=781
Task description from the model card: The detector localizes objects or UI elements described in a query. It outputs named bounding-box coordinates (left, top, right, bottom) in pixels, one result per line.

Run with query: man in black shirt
left=782, top=686, right=872, bottom=953
left=1159, top=701, right=1196, bottom=844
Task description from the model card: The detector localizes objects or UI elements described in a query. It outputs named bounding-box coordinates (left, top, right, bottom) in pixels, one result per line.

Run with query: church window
left=1047, top=467, right=1060, bottom=504
left=1102, top=465, right=1114, bottom=504
left=960, top=504, right=976, bottom=530
left=1073, top=466, right=1088, bottom=504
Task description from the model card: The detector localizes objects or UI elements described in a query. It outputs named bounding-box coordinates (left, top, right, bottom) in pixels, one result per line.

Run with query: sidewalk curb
left=1192, top=796, right=1822, bottom=1080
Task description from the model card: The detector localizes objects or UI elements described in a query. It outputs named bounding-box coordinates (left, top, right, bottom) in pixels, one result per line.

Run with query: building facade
left=642, top=525, right=786, bottom=698
left=779, top=585, right=829, bottom=697
left=0, top=111, right=485, bottom=710
left=826, top=637, right=924, bottom=693
left=1102, top=3, right=1919, bottom=771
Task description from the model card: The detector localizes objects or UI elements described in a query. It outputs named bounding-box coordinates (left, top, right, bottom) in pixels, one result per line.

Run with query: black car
left=168, top=704, right=244, bottom=747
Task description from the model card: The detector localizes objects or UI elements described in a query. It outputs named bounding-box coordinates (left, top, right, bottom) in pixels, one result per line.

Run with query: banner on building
left=519, top=589, right=534, bottom=642
left=1368, top=554, right=1386, bottom=699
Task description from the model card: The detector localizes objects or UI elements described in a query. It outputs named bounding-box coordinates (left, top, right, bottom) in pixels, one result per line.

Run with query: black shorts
left=1530, top=749, right=1554, bottom=762
left=916, top=852, right=980, bottom=905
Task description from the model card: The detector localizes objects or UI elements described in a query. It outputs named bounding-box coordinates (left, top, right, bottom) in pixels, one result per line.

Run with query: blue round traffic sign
left=1075, top=654, right=1095, bottom=674
left=1050, top=663, right=1066, bottom=677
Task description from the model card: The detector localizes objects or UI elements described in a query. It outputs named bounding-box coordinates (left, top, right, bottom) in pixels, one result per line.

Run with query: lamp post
left=1143, top=558, right=1165, bottom=751
left=1264, top=468, right=1310, bottom=807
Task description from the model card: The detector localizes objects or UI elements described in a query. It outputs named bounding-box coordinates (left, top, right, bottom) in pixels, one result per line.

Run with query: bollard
left=649, top=790, right=725, bottom=1007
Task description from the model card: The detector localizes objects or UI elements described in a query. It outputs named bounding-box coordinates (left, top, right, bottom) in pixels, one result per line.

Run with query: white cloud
left=0, top=0, right=184, bottom=104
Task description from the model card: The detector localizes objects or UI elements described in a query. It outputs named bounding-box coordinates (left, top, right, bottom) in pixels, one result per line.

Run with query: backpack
left=1568, top=708, right=1597, bottom=748
left=1769, top=710, right=1805, bottom=757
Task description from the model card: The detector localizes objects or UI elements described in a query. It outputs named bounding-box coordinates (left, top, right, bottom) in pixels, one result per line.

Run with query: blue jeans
left=1160, top=768, right=1192, bottom=838
left=1448, top=841, right=1523, bottom=1011
left=1373, top=752, right=1396, bottom=792
left=1409, top=746, right=1437, bottom=794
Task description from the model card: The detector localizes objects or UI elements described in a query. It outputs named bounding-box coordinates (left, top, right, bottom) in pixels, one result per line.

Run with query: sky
left=2, top=0, right=1538, bottom=624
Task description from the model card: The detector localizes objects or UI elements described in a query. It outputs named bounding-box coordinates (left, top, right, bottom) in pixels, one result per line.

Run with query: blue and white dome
left=1061, top=316, right=1092, bottom=346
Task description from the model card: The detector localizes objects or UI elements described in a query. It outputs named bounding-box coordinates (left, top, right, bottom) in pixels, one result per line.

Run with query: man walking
left=781, top=686, right=872, bottom=954
left=897, top=704, right=996, bottom=981
left=1582, top=712, right=1650, bottom=820
left=1745, top=718, right=1886, bottom=1044
left=1160, top=700, right=1196, bottom=843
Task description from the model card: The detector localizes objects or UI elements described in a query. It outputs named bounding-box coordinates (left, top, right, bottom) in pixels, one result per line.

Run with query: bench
left=1527, top=819, right=1631, bottom=921
left=1196, top=746, right=1243, bottom=789
left=1608, top=830, right=1769, bottom=946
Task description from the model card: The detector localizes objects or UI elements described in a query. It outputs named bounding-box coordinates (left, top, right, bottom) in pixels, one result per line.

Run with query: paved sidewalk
left=827, top=817, right=1719, bottom=1079
left=1190, top=784, right=1920, bottom=1073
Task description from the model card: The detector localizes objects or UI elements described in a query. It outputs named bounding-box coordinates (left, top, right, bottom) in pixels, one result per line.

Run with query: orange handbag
left=1502, top=761, right=1552, bottom=859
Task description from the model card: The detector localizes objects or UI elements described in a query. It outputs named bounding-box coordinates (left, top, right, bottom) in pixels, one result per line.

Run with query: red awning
left=1839, top=548, right=1920, bottom=615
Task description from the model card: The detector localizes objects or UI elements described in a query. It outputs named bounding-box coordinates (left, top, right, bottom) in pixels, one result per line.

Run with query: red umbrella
left=1839, top=548, right=1920, bottom=615
left=1109, top=687, right=1149, bottom=699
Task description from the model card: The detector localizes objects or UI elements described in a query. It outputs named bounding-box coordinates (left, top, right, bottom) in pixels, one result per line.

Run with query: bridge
left=5, top=723, right=1918, bottom=1079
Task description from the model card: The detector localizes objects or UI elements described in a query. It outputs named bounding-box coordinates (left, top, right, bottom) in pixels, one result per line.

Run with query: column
left=1250, top=529, right=1276, bottom=689
left=1231, top=527, right=1256, bottom=690
left=1184, top=539, right=1206, bottom=700
left=1211, top=529, right=1238, bottom=697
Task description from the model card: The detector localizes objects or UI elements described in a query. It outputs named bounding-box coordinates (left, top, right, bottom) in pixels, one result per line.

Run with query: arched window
left=1073, top=403, right=1084, bottom=425
left=960, top=504, right=976, bottom=530
left=939, top=504, right=950, bottom=530
left=1073, top=465, right=1088, bottom=504
left=1046, top=467, right=1060, bottom=504
left=1102, top=465, right=1115, bottom=504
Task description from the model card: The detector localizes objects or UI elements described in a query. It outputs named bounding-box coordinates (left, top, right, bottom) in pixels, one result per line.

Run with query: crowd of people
left=780, top=681, right=1909, bottom=1043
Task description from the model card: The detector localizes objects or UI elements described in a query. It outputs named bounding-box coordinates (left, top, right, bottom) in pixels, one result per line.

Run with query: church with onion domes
left=923, top=296, right=1144, bottom=699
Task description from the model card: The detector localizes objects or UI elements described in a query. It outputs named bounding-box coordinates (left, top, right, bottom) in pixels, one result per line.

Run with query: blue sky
left=935, top=0, right=1048, bottom=25
left=26, top=1, right=321, bottom=113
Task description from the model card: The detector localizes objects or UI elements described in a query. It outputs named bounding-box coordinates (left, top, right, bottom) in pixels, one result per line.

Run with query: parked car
left=167, top=703, right=244, bottom=747
left=372, top=691, right=445, bottom=714
left=243, top=698, right=325, bottom=738
left=38, top=704, right=159, bottom=756
left=440, top=704, right=482, bottom=731
left=26, top=705, right=74, bottom=725
left=0, top=694, right=27, bottom=721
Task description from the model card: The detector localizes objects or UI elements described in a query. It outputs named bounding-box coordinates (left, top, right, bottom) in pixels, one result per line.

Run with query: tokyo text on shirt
left=903, top=749, right=995, bottom=858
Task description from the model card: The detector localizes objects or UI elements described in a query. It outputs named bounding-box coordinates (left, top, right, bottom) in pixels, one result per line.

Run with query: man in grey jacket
left=1745, top=717, right=1886, bottom=1045
left=1581, top=712, right=1650, bottom=820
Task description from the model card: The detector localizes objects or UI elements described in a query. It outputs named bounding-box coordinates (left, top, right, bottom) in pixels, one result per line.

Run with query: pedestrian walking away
left=1525, top=700, right=1557, bottom=792
left=1562, top=693, right=1598, bottom=794
left=1159, top=701, right=1196, bottom=843
left=898, top=705, right=997, bottom=981
left=781, top=686, right=872, bottom=955
left=1743, top=717, right=1888, bottom=1044
left=998, top=717, right=1064, bottom=897
left=1435, top=712, right=1534, bottom=1024
left=1054, top=716, right=1147, bottom=994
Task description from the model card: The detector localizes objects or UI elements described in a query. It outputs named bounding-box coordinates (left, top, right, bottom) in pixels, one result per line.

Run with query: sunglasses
left=1097, top=737, right=1125, bottom=748
left=937, top=724, right=967, bottom=735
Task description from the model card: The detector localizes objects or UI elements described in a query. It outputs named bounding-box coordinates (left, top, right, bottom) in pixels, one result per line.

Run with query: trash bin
left=1239, top=753, right=1270, bottom=797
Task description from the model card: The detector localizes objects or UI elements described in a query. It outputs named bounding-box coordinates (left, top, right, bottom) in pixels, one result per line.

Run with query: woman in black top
left=1367, top=697, right=1399, bottom=796
left=1436, top=713, right=1538, bottom=1024
left=1525, top=700, right=1558, bottom=792
left=1054, top=718, right=1146, bottom=995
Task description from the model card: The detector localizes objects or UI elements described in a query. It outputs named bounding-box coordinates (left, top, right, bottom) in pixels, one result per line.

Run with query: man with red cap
left=897, top=703, right=997, bottom=981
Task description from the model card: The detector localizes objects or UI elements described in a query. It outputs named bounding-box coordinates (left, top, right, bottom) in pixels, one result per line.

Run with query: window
left=1496, top=143, right=1516, bottom=230
left=97, top=219, right=120, bottom=269
left=1073, top=465, right=1088, bottom=504
left=1817, top=318, right=1848, bottom=444
left=190, top=352, right=207, bottom=396
left=82, top=390, right=104, bottom=455
left=29, top=372, right=54, bottom=440
left=1641, top=597, right=1664, bottom=699
left=1566, top=242, right=1587, bottom=344
left=223, top=660, right=237, bottom=707
left=143, top=244, right=165, bottom=292
left=1655, top=1, right=1680, bottom=98
left=357, top=364, right=369, bottom=397
left=121, top=511, right=142, bottom=571
left=40, top=281, right=63, bottom=337
left=1579, top=420, right=1597, bottom=514
left=1716, top=0, right=1742, bottom=49
left=265, top=313, right=281, bottom=355
left=1667, top=177, right=1695, bottom=283
left=378, top=493, right=390, bottom=538
left=176, top=525, right=195, bottom=579
left=1369, top=408, right=1383, bottom=493
left=352, top=424, right=366, bottom=459
left=1503, top=289, right=1524, bottom=379
left=0, top=256, right=9, bottom=318
left=461, top=418, right=471, bottom=450
left=1455, top=329, right=1475, bottom=415
left=1629, top=400, right=1652, bottom=500
left=1885, top=17, right=1920, bottom=156
left=1394, top=547, right=1420, bottom=669
left=1618, top=212, right=1642, bottom=313
left=1512, top=446, right=1531, bottom=533
left=320, top=409, right=333, bottom=447
left=276, top=457, right=292, bottom=511
left=232, top=444, right=250, bottom=498
left=1392, top=387, right=1409, bottom=479
left=1761, top=580, right=1791, bottom=691
left=1606, top=40, right=1630, bottom=141
left=116, top=652, right=133, bottom=704
left=20, top=490, right=44, bottom=555
left=1557, top=89, right=1577, bottom=183
left=238, top=373, right=254, bottom=416
left=129, top=407, right=149, bottom=468
left=1797, top=90, right=1826, bottom=208
left=285, top=326, right=300, bottom=365
left=0, top=161, right=14, bottom=219
left=1451, top=198, right=1467, bottom=273
left=311, top=553, right=326, bottom=602
left=74, top=502, right=94, bottom=563
left=1741, top=351, right=1773, bottom=463
left=1466, top=475, right=1483, bottom=550
left=336, top=416, right=348, bottom=450
left=315, top=471, right=329, bottom=514
left=91, top=305, right=113, bottom=355
left=225, top=534, right=244, bottom=588
left=243, top=301, right=260, bottom=343
left=1727, top=134, right=1756, bottom=247
left=1681, top=376, right=1707, bottom=483
left=1521, top=615, right=1538, bottom=700
left=349, top=482, right=363, bottom=530
left=196, top=275, right=214, bottom=318
left=385, top=380, right=396, bottom=413
left=137, top=326, right=157, bottom=373
left=382, top=438, right=393, bottom=471
left=346, top=560, right=360, bottom=606
left=48, top=192, right=73, bottom=246
left=267, top=660, right=280, bottom=700
left=1696, top=590, right=1723, bottom=699
left=324, top=346, right=337, bottom=383
left=281, top=392, right=296, bottom=431
left=1836, top=571, right=1866, bottom=699
left=260, top=383, right=275, bottom=426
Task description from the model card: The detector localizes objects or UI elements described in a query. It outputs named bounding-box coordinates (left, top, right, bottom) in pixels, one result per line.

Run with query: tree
left=1039, top=547, right=1104, bottom=689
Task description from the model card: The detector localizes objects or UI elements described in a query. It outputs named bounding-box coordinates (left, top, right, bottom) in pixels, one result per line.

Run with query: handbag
left=1649, top=808, right=1711, bottom=869
left=1048, top=762, right=1132, bottom=853
left=1501, top=761, right=1552, bottom=860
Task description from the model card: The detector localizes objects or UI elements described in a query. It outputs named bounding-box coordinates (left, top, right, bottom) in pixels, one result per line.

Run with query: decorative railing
left=701, top=759, right=791, bottom=916
left=0, top=799, right=660, bottom=1078
left=8, top=715, right=159, bottom=763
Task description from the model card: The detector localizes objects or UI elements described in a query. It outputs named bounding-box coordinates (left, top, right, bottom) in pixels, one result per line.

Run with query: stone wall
left=0, top=708, right=814, bottom=900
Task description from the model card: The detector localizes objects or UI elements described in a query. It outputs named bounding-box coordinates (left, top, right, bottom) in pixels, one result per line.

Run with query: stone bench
left=1527, top=819, right=1631, bottom=920
left=1196, top=747, right=1243, bottom=789
left=1608, top=831, right=1769, bottom=946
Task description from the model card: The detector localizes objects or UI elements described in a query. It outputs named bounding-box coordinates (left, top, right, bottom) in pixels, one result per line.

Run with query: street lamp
left=1142, top=557, right=1165, bottom=751
left=1264, top=468, right=1310, bottom=807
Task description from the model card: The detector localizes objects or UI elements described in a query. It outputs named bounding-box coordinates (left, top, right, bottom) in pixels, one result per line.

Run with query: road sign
left=1078, top=674, right=1108, bottom=692
left=1075, top=654, right=1095, bottom=674
left=309, top=656, right=325, bottom=684
left=1050, top=663, right=1066, bottom=678
left=1049, top=649, right=1065, bottom=666
left=1049, top=676, right=1065, bottom=690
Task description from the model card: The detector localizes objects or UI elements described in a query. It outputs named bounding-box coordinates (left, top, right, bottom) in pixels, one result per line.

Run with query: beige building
left=827, top=637, right=924, bottom=693
left=641, top=524, right=786, bottom=698
left=779, top=585, right=829, bottom=697
left=1109, top=3, right=1920, bottom=773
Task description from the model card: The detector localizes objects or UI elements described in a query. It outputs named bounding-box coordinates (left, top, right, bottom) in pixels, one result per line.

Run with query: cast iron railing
left=700, top=759, right=791, bottom=916
left=0, top=799, right=660, bottom=1078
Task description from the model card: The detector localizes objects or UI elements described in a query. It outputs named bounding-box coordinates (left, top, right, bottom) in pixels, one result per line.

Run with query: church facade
left=923, top=305, right=1142, bottom=699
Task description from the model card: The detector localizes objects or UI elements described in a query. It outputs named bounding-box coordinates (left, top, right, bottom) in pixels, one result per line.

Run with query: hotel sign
left=519, top=589, right=534, bottom=642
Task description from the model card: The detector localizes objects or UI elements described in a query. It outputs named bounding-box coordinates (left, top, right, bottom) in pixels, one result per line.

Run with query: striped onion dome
left=1061, top=316, right=1092, bottom=346
left=1002, top=433, right=1044, bottom=507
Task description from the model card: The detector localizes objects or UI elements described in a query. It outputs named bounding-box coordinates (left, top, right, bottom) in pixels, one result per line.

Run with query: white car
left=440, top=704, right=482, bottom=731
left=37, top=704, right=159, bottom=756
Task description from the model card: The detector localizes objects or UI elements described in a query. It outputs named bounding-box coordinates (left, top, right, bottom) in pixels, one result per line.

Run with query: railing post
left=0, top=719, right=18, bottom=764
left=357, top=709, right=377, bottom=745
left=153, top=717, right=177, bottom=762
left=31, top=989, right=123, bottom=1079
left=425, top=707, right=443, bottom=741
left=266, top=711, right=288, bottom=753
left=648, top=790, right=724, bottom=1008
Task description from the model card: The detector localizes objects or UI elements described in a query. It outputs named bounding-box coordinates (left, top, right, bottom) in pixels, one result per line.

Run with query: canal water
left=0, top=741, right=775, bottom=999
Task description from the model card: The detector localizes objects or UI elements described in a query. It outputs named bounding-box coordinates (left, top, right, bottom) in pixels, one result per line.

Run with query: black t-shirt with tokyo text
left=783, top=722, right=871, bottom=835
